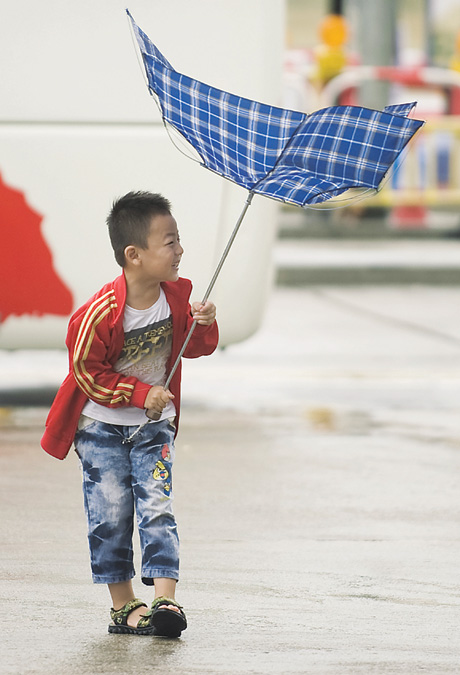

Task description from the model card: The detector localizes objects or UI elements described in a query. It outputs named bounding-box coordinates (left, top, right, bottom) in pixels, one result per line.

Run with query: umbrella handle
left=146, top=191, right=255, bottom=421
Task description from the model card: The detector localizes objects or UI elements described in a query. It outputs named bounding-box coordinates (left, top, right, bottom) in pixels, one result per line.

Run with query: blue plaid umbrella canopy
left=127, top=10, right=423, bottom=207
left=124, top=10, right=424, bottom=431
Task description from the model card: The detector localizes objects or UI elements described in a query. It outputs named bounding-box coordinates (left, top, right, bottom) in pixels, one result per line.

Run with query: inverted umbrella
left=125, top=9, right=424, bottom=429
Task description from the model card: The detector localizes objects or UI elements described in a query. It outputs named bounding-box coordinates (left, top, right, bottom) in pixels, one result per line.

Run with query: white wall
left=0, top=0, right=285, bottom=348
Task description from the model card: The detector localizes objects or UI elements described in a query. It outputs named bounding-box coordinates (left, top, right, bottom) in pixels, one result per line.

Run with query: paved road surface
left=1, top=286, right=459, bottom=674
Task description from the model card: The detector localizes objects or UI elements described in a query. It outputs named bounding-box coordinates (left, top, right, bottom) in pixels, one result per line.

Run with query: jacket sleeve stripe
left=74, top=291, right=114, bottom=359
left=73, top=292, right=134, bottom=404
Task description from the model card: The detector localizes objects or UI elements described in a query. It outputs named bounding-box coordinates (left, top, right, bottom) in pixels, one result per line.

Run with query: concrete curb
left=276, top=265, right=460, bottom=285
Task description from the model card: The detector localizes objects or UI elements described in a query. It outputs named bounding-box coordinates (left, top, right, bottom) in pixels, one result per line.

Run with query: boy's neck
left=124, top=271, right=161, bottom=310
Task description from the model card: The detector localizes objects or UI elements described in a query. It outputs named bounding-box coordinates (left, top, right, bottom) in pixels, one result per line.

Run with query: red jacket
left=41, top=274, right=218, bottom=460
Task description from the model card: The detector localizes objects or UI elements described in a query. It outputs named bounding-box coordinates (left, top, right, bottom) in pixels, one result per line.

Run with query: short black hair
left=107, top=191, right=172, bottom=267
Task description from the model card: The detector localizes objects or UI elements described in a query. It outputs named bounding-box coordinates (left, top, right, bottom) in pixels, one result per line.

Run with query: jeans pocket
left=74, top=416, right=99, bottom=446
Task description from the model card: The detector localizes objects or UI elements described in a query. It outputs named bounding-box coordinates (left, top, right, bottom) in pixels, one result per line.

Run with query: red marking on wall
left=0, top=172, right=73, bottom=322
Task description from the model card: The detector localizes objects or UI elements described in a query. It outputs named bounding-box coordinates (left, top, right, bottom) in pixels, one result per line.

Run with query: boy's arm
left=183, top=301, right=219, bottom=359
left=67, top=306, right=151, bottom=410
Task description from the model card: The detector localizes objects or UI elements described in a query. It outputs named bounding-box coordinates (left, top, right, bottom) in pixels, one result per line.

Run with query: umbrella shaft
left=163, top=190, right=254, bottom=391
left=200, top=190, right=254, bottom=306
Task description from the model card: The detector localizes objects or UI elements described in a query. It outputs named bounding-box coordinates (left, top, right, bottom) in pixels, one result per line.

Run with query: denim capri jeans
left=74, top=417, right=179, bottom=585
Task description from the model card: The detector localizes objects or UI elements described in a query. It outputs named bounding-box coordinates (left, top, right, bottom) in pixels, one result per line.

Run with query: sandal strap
left=142, top=596, right=185, bottom=621
left=151, top=596, right=183, bottom=611
left=110, top=598, right=148, bottom=626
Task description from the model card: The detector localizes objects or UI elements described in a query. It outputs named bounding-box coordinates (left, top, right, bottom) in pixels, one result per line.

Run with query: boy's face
left=135, top=213, right=183, bottom=283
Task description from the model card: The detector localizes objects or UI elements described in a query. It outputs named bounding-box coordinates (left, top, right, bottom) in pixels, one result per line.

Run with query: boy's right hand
left=144, top=386, right=175, bottom=414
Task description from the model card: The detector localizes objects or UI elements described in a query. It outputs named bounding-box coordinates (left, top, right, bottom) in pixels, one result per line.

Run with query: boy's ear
left=124, top=245, right=140, bottom=266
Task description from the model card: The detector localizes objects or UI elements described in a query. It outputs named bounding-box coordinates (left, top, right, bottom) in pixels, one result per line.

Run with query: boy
left=41, top=191, right=218, bottom=637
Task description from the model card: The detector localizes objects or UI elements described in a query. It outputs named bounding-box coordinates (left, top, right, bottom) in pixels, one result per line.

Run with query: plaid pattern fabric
left=383, top=102, right=417, bottom=117
left=255, top=105, right=422, bottom=205
left=142, top=57, right=305, bottom=190
left=127, top=11, right=424, bottom=206
left=128, top=10, right=173, bottom=70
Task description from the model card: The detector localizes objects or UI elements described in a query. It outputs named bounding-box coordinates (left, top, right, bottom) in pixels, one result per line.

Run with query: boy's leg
left=108, top=580, right=147, bottom=627
left=130, top=419, right=180, bottom=590
left=154, top=577, right=177, bottom=599
left=74, top=421, right=136, bottom=585
left=153, top=578, right=181, bottom=613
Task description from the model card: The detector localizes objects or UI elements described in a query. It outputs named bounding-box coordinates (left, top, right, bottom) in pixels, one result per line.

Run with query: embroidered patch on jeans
left=153, top=460, right=169, bottom=481
left=153, top=452, right=172, bottom=497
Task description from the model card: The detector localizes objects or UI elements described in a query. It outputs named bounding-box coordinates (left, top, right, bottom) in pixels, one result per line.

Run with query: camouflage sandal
left=145, top=596, right=187, bottom=638
left=108, top=598, right=156, bottom=635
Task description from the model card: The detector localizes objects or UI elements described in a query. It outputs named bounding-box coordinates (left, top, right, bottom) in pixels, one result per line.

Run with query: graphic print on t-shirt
left=115, top=315, right=173, bottom=383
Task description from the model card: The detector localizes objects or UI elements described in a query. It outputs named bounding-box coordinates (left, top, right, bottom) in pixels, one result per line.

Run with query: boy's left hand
left=191, top=301, right=216, bottom=326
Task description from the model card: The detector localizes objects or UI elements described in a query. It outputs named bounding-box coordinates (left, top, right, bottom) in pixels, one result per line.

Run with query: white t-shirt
left=82, top=288, right=176, bottom=425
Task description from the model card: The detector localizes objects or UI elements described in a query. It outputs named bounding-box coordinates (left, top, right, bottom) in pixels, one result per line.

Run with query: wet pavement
left=1, top=285, right=460, bottom=674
